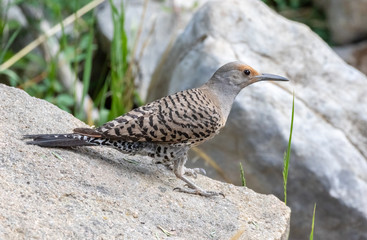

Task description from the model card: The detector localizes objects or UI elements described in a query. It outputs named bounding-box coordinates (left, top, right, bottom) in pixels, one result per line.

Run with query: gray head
left=209, top=61, right=289, bottom=89
left=201, top=61, right=289, bottom=121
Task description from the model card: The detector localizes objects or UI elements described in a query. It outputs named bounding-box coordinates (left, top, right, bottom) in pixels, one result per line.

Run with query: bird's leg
left=166, top=164, right=206, bottom=178
left=172, top=152, right=223, bottom=197
left=183, top=167, right=206, bottom=178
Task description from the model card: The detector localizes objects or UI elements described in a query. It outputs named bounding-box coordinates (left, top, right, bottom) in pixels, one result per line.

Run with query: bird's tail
left=23, top=133, right=96, bottom=147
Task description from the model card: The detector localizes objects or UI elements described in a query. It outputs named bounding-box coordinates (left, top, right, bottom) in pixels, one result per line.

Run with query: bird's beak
left=251, top=73, right=289, bottom=83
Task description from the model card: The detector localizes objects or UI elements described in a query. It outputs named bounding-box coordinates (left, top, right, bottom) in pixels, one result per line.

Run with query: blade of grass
left=94, top=76, right=110, bottom=125
left=283, top=91, right=295, bottom=205
left=0, top=68, right=21, bottom=86
left=0, top=28, right=21, bottom=63
left=157, top=225, right=173, bottom=237
left=109, top=0, right=124, bottom=118
left=108, top=0, right=131, bottom=120
left=0, top=0, right=10, bottom=37
left=239, top=162, right=246, bottom=187
left=46, top=56, right=58, bottom=97
left=123, top=0, right=149, bottom=107
left=58, top=5, right=68, bottom=52
left=78, top=19, right=95, bottom=122
left=0, top=0, right=105, bottom=71
left=309, top=203, right=316, bottom=240
left=52, top=151, right=64, bottom=161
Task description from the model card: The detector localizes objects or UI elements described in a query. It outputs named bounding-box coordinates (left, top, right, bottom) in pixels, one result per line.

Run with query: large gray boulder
left=148, top=0, right=367, bottom=239
left=0, top=84, right=290, bottom=239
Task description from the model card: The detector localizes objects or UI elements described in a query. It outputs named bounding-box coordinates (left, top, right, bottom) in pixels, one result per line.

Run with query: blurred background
left=1, top=0, right=366, bottom=125
left=1, top=0, right=367, bottom=239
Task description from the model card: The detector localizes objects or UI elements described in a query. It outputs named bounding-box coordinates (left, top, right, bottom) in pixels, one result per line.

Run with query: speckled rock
left=0, top=84, right=290, bottom=239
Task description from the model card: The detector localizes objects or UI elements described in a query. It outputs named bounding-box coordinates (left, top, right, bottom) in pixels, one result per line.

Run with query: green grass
left=283, top=92, right=295, bottom=205
left=282, top=93, right=318, bottom=239
left=309, top=203, right=316, bottom=240
left=239, top=162, right=246, bottom=187
left=0, top=0, right=138, bottom=125
left=107, top=0, right=132, bottom=120
left=261, top=0, right=330, bottom=43
left=0, top=1, right=22, bottom=86
left=76, top=18, right=95, bottom=122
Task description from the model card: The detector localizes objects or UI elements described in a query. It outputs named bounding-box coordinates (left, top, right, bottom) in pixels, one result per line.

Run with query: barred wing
left=94, top=88, right=223, bottom=144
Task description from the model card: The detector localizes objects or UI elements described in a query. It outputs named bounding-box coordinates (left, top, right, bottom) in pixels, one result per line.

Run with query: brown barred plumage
left=24, top=61, right=289, bottom=197
left=93, top=88, right=223, bottom=145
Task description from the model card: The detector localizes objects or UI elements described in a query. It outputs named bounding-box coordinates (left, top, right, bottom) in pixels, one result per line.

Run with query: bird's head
left=211, top=61, right=289, bottom=89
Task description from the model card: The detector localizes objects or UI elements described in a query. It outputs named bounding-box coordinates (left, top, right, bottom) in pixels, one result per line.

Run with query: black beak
left=252, top=73, right=289, bottom=82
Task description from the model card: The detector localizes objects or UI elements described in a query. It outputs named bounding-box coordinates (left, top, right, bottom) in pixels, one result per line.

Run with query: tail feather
left=23, top=134, right=95, bottom=147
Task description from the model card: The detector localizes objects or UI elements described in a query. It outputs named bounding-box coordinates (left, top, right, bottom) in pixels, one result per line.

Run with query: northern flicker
left=24, top=61, right=289, bottom=197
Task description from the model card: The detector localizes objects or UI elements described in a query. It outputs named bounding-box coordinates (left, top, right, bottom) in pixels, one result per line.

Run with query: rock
left=334, top=40, right=367, bottom=76
left=0, top=84, right=290, bottom=239
left=1, top=0, right=28, bottom=27
left=147, top=0, right=367, bottom=239
left=96, top=0, right=215, bottom=101
left=313, top=0, right=367, bottom=44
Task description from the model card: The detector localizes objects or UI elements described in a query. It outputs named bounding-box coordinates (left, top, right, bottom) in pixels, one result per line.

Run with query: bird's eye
left=244, top=69, right=251, bottom=75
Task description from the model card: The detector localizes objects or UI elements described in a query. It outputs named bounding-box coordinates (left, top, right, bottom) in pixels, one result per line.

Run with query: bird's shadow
left=64, top=146, right=171, bottom=181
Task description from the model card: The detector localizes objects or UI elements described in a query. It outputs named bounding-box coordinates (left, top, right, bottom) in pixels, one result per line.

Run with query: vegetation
left=283, top=92, right=294, bottom=205
left=0, top=0, right=329, bottom=126
left=0, top=0, right=139, bottom=126
left=281, top=93, right=317, bottom=238
left=309, top=203, right=317, bottom=240
left=262, top=0, right=330, bottom=43
left=239, top=162, right=246, bottom=187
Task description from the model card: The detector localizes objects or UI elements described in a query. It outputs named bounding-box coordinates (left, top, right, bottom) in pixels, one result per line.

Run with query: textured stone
left=0, top=84, right=290, bottom=239
left=148, top=0, right=367, bottom=239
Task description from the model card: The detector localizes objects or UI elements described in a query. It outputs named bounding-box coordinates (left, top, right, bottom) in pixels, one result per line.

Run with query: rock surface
left=0, top=84, right=290, bottom=239
left=314, top=0, right=367, bottom=44
left=148, top=0, right=367, bottom=239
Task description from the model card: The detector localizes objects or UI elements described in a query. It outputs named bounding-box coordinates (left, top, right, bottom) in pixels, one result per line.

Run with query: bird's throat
left=199, top=82, right=241, bottom=125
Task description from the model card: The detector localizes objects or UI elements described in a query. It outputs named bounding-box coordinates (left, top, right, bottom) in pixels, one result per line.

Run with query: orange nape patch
left=236, top=65, right=261, bottom=76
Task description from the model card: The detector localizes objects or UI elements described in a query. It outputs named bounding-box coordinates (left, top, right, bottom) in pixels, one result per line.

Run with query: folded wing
left=88, top=88, right=223, bottom=145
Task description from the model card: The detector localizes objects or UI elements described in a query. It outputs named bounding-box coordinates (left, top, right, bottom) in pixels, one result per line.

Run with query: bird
left=24, top=61, right=289, bottom=197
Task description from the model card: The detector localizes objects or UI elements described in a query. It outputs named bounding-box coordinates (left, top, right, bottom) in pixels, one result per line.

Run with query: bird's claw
left=195, top=168, right=207, bottom=175
left=184, top=167, right=206, bottom=178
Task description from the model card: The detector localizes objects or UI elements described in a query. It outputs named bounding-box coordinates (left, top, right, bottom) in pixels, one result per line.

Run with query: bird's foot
left=184, top=167, right=206, bottom=178
left=173, top=187, right=224, bottom=197
left=167, top=165, right=206, bottom=178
